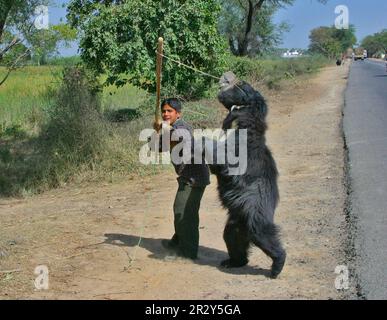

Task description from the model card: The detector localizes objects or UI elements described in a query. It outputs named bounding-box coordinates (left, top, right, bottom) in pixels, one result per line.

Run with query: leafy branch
left=0, top=48, right=31, bottom=86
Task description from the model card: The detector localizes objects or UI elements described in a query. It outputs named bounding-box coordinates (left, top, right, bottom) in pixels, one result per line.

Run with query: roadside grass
left=225, top=55, right=329, bottom=90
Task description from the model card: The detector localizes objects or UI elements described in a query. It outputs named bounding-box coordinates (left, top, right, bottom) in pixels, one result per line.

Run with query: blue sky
left=274, top=0, right=387, bottom=49
left=49, top=0, right=387, bottom=56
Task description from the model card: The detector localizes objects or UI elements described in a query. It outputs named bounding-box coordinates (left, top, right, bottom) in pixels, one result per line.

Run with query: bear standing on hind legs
left=210, top=71, right=286, bottom=279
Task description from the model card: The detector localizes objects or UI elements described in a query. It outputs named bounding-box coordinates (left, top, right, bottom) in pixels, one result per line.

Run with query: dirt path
left=0, top=64, right=352, bottom=300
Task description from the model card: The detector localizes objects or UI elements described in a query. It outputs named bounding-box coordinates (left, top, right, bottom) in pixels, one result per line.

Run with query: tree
left=309, top=25, right=356, bottom=59
left=27, top=24, right=76, bottom=65
left=361, top=35, right=381, bottom=57
left=218, top=0, right=295, bottom=57
left=0, top=0, right=51, bottom=85
left=0, top=30, right=31, bottom=66
left=379, top=30, right=387, bottom=51
left=309, top=27, right=337, bottom=58
left=218, top=0, right=329, bottom=57
left=0, top=0, right=50, bottom=40
left=219, top=0, right=290, bottom=57
left=332, top=25, right=357, bottom=53
left=0, top=0, right=13, bottom=40
left=67, top=0, right=227, bottom=98
left=361, top=30, right=387, bottom=57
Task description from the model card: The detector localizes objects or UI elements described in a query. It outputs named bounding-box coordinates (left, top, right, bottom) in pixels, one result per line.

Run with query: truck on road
left=354, top=47, right=366, bottom=61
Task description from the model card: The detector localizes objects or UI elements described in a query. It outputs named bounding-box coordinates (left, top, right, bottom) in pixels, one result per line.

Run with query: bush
left=37, top=67, right=109, bottom=182
left=224, top=55, right=265, bottom=78
left=224, top=54, right=330, bottom=89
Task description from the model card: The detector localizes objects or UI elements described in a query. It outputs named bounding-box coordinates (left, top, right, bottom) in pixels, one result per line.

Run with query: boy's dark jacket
left=161, top=118, right=210, bottom=187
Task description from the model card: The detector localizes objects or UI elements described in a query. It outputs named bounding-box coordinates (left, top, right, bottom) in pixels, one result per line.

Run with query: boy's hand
left=153, top=121, right=162, bottom=132
left=161, top=121, right=172, bottom=130
left=153, top=121, right=172, bottom=132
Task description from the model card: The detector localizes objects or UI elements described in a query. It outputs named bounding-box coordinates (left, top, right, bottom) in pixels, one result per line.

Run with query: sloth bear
left=210, top=71, right=286, bottom=279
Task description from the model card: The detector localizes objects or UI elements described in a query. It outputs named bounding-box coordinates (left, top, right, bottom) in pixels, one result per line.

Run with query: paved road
left=343, top=59, right=387, bottom=299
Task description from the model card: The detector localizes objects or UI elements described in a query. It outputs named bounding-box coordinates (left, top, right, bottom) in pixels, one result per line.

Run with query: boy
left=154, top=98, right=209, bottom=260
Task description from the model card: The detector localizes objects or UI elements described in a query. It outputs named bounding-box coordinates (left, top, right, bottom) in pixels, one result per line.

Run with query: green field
left=0, top=66, right=148, bottom=135
left=0, top=66, right=58, bottom=133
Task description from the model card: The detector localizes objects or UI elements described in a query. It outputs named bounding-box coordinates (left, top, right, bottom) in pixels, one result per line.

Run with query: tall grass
left=102, top=81, right=149, bottom=112
left=0, top=66, right=61, bottom=133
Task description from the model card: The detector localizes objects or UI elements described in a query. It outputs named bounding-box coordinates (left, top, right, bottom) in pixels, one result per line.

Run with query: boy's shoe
left=163, top=251, right=180, bottom=261
left=163, top=252, right=196, bottom=262
left=161, top=239, right=178, bottom=250
left=161, top=240, right=197, bottom=261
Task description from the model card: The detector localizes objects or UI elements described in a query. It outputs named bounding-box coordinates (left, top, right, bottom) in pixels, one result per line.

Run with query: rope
left=126, top=179, right=152, bottom=269
left=156, top=51, right=248, bottom=97
left=156, top=51, right=222, bottom=81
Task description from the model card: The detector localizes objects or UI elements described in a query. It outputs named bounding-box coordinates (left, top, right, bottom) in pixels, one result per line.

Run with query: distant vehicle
left=363, top=50, right=368, bottom=59
left=354, top=47, right=365, bottom=61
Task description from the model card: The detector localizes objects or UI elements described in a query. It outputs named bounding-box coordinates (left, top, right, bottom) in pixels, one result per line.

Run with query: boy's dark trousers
left=171, top=178, right=206, bottom=259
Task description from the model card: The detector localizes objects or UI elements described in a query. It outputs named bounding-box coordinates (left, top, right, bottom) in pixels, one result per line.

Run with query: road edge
left=341, top=63, right=366, bottom=300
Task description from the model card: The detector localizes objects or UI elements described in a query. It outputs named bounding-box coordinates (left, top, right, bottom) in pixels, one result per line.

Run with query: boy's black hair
left=161, top=98, right=182, bottom=112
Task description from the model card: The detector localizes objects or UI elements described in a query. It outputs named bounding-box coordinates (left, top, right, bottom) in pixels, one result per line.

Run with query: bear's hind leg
left=250, top=222, right=286, bottom=278
left=221, top=216, right=250, bottom=268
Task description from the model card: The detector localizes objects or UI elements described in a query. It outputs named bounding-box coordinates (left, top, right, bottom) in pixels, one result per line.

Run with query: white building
left=282, top=50, right=303, bottom=58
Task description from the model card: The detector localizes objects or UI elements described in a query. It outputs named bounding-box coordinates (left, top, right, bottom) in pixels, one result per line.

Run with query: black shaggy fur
left=211, top=74, right=286, bottom=278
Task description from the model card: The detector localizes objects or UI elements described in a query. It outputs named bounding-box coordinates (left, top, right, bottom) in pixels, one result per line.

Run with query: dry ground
left=0, top=63, right=354, bottom=299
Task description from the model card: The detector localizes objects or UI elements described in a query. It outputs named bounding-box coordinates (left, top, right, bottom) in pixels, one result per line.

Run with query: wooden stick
left=155, top=37, right=164, bottom=132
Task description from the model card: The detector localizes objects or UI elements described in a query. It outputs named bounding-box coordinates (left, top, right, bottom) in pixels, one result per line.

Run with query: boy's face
left=161, top=104, right=180, bottom=125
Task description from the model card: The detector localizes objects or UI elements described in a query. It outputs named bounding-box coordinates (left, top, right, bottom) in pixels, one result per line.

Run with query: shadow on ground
left=103, top=233, right=271, bottom=278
